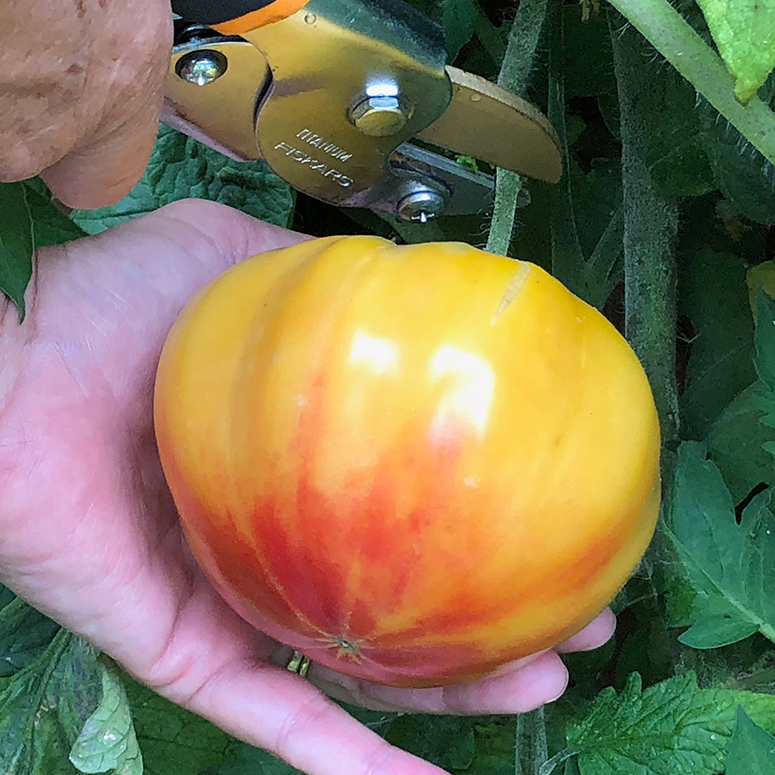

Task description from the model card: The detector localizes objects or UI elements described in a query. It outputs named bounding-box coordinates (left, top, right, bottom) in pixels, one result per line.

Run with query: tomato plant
left=154, top=235, right=661, bottom=687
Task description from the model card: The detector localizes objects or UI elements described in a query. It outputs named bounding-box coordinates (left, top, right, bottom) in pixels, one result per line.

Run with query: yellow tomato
left=154, top=235, right=661, bottom=687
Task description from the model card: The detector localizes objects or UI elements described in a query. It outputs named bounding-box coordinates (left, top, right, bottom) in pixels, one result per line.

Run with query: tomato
left=154, top=235, right=661, bottom=688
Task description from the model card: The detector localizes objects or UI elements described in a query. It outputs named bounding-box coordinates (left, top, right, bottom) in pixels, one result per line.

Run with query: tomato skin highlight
left=154, top=235, right=661, bottom=688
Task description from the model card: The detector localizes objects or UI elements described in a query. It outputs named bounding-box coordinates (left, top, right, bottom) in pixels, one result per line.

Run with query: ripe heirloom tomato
left=154, top=235, right=661, bottom=688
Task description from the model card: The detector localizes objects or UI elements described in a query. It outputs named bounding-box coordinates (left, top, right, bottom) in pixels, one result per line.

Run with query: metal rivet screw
left=176, top=50, right=227, bottom=86
left=350, top=95, right=410, bottom=137
left=396, top=189, right=446, bottom=222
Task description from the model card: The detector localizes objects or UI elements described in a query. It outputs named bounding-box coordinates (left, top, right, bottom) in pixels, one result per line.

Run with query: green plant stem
left=610, top=12, right=680, bottom=447
left=485, top=0, right=549, bottom=256
left=606, top=0, right=775, bottom=165
left=515, top=706, right=548, bottom=775
left=487, top=169, right=524, bottom=256
left=496, top=0, right=548, bottom=96
left=736, top=666, right=775, bottom=691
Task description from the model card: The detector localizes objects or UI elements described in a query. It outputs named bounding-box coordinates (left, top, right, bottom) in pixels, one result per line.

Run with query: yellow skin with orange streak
left=154, top=235, right=661, bottom=688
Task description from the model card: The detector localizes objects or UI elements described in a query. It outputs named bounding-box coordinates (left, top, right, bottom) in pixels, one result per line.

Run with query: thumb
left=40, top=90, right=163, bottom=210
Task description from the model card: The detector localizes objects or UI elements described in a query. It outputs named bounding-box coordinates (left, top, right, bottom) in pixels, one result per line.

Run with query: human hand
left=0, top=0, right=171, bottom=208
left=0, top=200, right=615, bottom=775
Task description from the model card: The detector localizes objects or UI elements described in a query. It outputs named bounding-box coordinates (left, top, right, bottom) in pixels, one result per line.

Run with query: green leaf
left=747, top=259, right=775, bottom=319
left=545, top=9, right=622, bottom=309
left=566, top=672, right=775, bottom=775
left=707, top=382, right=775, bottom=503
left=679, top=248, right=756, bottom=439
left=569, top=160, right=624, bottom=308
left=201, top=743, right=303, bottom=775
left=706, top=285, right=775, bottom=500
left=123, top=675, right=235, bottom=775
left=665, top=442, right=775, bottom=649
left=678, top=613, right=760, bottom=649
left=0, top=631, right=103, bottom=775
left=0, top=182, right=35, bottom=321
left=471, top=11, right=506, bottom=69
left=441, top=0, right=478, bottom=59
left=695, top=0, right=775, bottom=104
left=644, top=70, right=715, bottom=198
left=338, top=704, right=502, bottom=775
left=562, top=7, right=617, bottom=104
left=0, top=596, right=62, bottom=677
left=69, top=660, right=142, bottom=775
left=608, top=22, right=775, bottom=224
left=384, top=715, right=476, bottom=771
left=650, top=136, right=715, bottom=199
left=22, top=180, right=86, bottom=247
left=72, top=126, right=294, bottom=234
left=0, top=585, right=15, bottom=610
left=602, top=9, right=773, bottom=216
left=609, top=591, right=679, bottom=689
left=700, top=115, right=775, bottom=226
left=754, top=287, right=775, bottom=389
left=736, top=288, right=775, bottom=469
left=463, top=718, right=516, bottom=775
left=547, top=6, right=586, bottom=301
left=726, top=708, right=775, bottom=775
left=563, top=759, right=582, bottom=775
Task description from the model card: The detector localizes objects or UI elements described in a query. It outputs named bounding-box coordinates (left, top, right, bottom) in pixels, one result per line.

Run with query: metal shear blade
left=164, top=0, right=561, bottom=222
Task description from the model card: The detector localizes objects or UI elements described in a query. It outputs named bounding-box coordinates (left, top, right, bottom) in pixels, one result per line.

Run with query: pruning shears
left=165, top=0, right=562, bottom=222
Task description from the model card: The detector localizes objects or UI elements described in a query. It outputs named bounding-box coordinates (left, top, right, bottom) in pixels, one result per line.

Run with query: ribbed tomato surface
left=154, top=235, right=660, bottom=687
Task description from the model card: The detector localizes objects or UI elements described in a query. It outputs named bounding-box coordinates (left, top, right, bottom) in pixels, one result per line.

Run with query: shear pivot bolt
left=351, top=96, right=409, bottom=137
left=176, top=51, right=227, bottom=86
left=397, top=189, right=445, bottom=222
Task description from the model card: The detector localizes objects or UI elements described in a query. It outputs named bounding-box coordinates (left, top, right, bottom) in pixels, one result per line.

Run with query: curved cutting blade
left=416, top=66, right=562, bottom=184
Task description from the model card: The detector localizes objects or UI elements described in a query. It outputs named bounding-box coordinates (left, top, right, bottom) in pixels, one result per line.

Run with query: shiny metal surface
left=242, top=0, right=451, bottom=209
left=396, top=187, right=446, bottom=222
left=350, top=95, right=410, bottom=137
left=176, top=50, right=228, bottom=85
left=417, top=67, right=563, bottom=184
left=165, top=36, right=270, bottom=161
left=164, top=0, right=563, bottom=218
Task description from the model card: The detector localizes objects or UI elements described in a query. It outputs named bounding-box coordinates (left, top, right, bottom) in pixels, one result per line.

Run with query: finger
left=146, top=198, right=310, bottom=261
left=40, top=91, right=163, bottom=210
left=555, top=608, right=616, bottom=653
left=182, top=661, right=451, bottom=775
left=70, top=198, right=306, bottom=301
left=87, top=570, right=448, bottom=775
left=440, top=651, right=568, bottom=713
left=39, top=2, right=174, bottom=211
left=305, top=650, right=568, bottom=716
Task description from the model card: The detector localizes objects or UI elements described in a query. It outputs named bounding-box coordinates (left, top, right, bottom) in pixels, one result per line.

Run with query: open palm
left=0, top=200, right=615, bottom=775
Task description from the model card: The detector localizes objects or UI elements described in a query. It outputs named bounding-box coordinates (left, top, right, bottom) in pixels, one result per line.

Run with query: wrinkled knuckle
left=271, top=693, right=332, bottom=762
left=0, top=144, right=47, bottom=182
left=439, top=683, right=477, bottom=715
left=361, top=743, right=407, bottom=775
left=0, top=111, right=80, bottom=181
